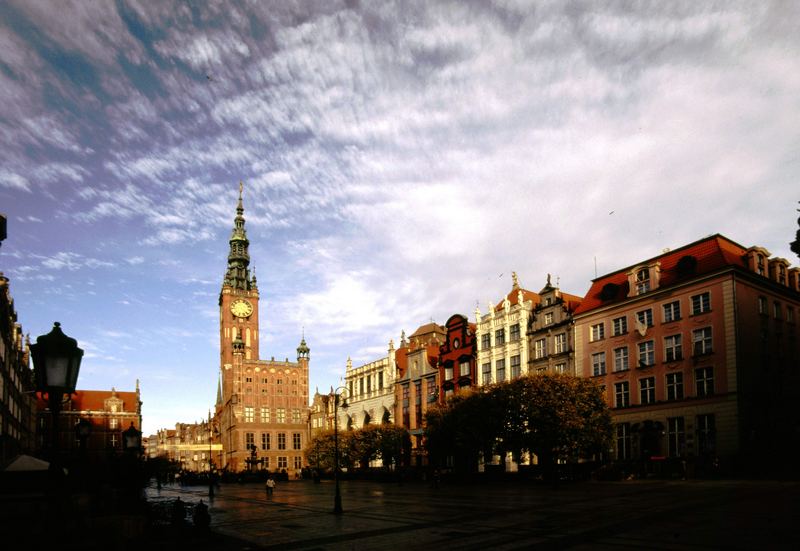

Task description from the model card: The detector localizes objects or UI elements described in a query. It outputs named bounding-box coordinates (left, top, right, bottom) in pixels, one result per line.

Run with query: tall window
left=261, top=406, right=270, bottom=422
left=616, top=423, right=632, bottom=460
left=590, top=323, right=605, bottom=341
left=495, top=359, right=506, bottom=382
left=592, top=352, right=606, bottom=376
left=773, top=301, right=782, bottom=319
left=261, top=432, right=270, bottom=450
left=294, top=456, right=303, bottom=469
left=757, top=296, right=767, bottom=315
left=613, top=347, right=629, bottom=372
left=402, top=384, right=410, bottom=427
left=482, top=363, right=491, bottom=384
left=481, top=333, right=491, bottom=350
left=277, top=432, right=286, bottom=450
left=613, top=316, right=627, bottom=336
left=278, top=457, right=287, bottom=469
left=534, top=338, right=546, bottom=359
left=378, top=371, right=384, bottom=389
left=245, top=406, right=254, bottom=423
left=638, top=340, right=655, bottom=367
left=554, top=333, right=566, bottom=354
left=292, top=432, right=301, bottom=450
left=544, top=313, right=553, bottom=326
left=691, top=292, right=711, bottom=315
left=635, top=268, right=650, bottom=294
left=636, top=308, right=653, bottom=327
left=510, top=323, right=520, bottom=341
left=663, top=301, right=681, bottom=323
left=276, top=408, right=286, bottom=423
left=445, top=364, right=454, bottom=380
left=366, top=374, right=372, bottom=393
left=788, top=307, right=795, bottom=323
left=695, top=367, right=714, bottom=397
left=639, top=377, right=655, bottom=404
left=495, top=328, right=505, bottom=346
left=664, top=334, right=683, bottom=362
left=510, top=355, right=521, bottom=378
left=459, top=360, right=470, bottom=377
left=554, top=363, right=566, bottom=374
left=245, top=432, right=255, bottom=449
left=666, top=372, right=684, bottom=400
left=109, top=418, right=118, bottom=429
left=614, top=381, right=630, bottom=408
left=667, top=416, right=685, bottom=457
left=696, top=414, right=716, bottom=454
left=693, top=327, right=713, bottom=355
left=292, top=409, right=301, bottom=423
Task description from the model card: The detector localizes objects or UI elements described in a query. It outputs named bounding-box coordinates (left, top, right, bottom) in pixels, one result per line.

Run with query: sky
left=1, top=1, right=798, bottom=436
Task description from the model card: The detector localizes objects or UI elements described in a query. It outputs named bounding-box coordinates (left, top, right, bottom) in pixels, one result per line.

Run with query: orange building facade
left=574, top=235, right=800, bottom=473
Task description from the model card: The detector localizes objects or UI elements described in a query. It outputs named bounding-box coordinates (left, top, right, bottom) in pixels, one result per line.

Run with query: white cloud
left=0, top=169, right=31, bottom=192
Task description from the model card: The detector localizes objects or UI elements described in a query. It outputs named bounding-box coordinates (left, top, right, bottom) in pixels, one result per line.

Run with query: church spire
left=224, top=181, right=252, bottom=290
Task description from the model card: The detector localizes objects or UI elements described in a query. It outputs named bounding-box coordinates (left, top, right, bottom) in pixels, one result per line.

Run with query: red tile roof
left=574, top=234, right=749, bottom=315
left=37, top=388, right=139, bottom=413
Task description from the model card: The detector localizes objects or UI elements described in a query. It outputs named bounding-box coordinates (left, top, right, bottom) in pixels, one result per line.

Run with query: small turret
left=297, top=329, right=310, bottom=361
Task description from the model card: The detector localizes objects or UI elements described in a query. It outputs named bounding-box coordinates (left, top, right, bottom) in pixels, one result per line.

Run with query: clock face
left=230, top=299, right=253, bottom=318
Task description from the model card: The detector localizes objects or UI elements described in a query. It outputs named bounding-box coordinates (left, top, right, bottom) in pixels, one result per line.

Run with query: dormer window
left=635, top=268, right=650, bottom=295
left=627, top=263, right=660, bottom=297
left=756, top=255, right=765, bottom=276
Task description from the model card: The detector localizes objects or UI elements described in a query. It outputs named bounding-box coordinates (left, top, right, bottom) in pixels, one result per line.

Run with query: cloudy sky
left=1, top=1, right=798, bottom=435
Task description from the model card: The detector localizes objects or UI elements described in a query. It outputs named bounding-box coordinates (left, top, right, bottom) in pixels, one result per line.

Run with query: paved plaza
left=146, top=477, right=799, bottom=550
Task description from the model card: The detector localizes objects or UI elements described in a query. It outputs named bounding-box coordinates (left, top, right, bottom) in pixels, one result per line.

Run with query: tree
left=424, top=374, right=612, bottom=478
left=305, top=425, right=411, bottom=473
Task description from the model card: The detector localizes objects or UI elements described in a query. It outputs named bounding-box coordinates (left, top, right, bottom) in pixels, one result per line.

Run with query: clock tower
left=219, top=182, right=259, bottom=370
left=215, top=182, right=311, bottom=474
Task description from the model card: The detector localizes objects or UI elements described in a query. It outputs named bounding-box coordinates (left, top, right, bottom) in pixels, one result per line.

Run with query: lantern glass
left=45, top=356, right=70, bottom=389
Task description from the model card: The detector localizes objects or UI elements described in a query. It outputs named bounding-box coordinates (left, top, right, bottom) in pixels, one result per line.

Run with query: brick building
left=214, top=184, right=310, bottom=474
left=438, top=314, right=476, bottom=404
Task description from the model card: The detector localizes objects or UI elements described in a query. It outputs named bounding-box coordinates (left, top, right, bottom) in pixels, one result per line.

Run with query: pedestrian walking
left=266, top=475, right=275, bottom=497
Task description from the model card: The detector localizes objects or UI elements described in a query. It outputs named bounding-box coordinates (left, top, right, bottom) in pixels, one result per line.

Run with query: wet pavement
left=146, top=477, right=800, bottom=550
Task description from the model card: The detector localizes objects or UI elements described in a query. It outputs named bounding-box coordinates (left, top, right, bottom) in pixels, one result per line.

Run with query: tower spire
left=224, top=181, right=252, bottom=290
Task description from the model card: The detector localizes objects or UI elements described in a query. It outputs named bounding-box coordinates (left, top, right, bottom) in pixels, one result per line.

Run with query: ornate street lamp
left=31, top=322, right=84, bottom=474
left=122, top=422, right=142, bottom=454
left=331, top=386, right=349, bottom=515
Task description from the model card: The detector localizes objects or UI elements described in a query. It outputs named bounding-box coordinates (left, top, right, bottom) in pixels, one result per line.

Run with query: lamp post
left=207, top=411, right=217, bottom=499
left=30, top=322, right=84, bottom=478
left=331, top=386, right=349, bottom=515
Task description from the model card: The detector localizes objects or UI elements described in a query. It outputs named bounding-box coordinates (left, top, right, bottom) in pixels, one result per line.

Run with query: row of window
left=757, top=296, right=796, bottom=322
left=244, top=407, right=303, bottom=424
left=533, top=333, right=568, bottom=359
left=590, top=292, right=712, bottom=342
left=244, top=377, right=301, bottom=385
left=591, top=327, right=713, bottom=375
left=610, top=367, right=714, bottom=408
left=480, top=323, right=521, bottom=350
left=244, top=431, right=303, bottom=451
left=480, top=355, right=522, bottom=384
left=348, top=371, right=386, bottom=397
left=443, top=360, right=471, bottom=380
left=616, top=414, right=715, bottom=460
